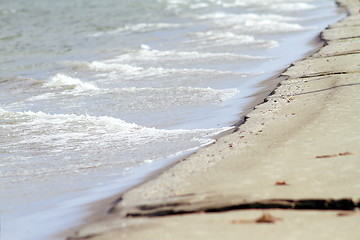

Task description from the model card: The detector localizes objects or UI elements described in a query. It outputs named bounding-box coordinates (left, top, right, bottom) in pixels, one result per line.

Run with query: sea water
left=0, top=0, right=342, bottom=239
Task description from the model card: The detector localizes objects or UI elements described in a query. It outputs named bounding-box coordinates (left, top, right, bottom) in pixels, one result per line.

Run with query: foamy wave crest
left=44, top=74, right=98, bottom=91
left=6, top=109, right=142, bottom=132
left=232, top=20, right=308, bottom=34
left=267, top=2, right=315, bottom=11
left=89, top=22, right=182, bottom=37
left=0, top=108, right=231, bottom=178
left=118, top=48, right=261, bottom=61
left=0, top=108, right=218, bottom=146
left=107, top=48, right=265, bottom=67
left=25, top=86, right=239, bottom=110
left=197, top=13, right=298, bottom=22
left=160, top=0, right=315, bottom=13
left=0, top=107, right=8, bottom=115
left=220, top=1, right=315, bottom=11
left=161, top=0, right=210, bottom=10
left=86, top=62, right=144, bottom=74
left=198, top=12, right=311, bottom=34
left=116, top=23, right=182, bottom=33
left=112, top=86, right=240, bottom=104
left=186, top=31, right=278, bottom=49
left=70, top=60, right=252, bottom=79
left=189, top=3, right=209, bottom=9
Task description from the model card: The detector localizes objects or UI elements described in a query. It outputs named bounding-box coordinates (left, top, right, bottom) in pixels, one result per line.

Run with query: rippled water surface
left=0, top=0, right=342, bottom=239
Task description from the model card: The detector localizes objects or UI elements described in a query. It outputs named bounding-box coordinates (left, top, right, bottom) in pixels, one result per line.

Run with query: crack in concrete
left=125, top=198, right=360, bottom=217
left=319, top=51, right=360, bottom=57
left=292, top=83, right=360, bottom=96
left=284, top=71, right=350, bottom=79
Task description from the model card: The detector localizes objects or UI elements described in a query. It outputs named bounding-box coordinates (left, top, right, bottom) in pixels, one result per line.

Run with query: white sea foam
left=89, top=22, right=182, bottom=37
left=25, top=92, right=58, bottom=101
left=44, top=74, right=98, bottom=91
left=234, top=20, right=307, bottom=34
left=71, top=60, right=253, bottom=78
left=219, top=1, right=316, bottom=11
left=0, top=108, right=196, bottom=147
left=118, top=23, right=182, bottom=33
left=110, top=86, right=240, bottom=104
left=0, top=107, right=8, bottom=114
left=107, top=48, right=265, bottom=66
left=86, top=62, right=144, bottom=74
left=59, top=60, right=259, bottom=91
left=25, top=85, right=239, bottom=110
left=263, top=2, right=316, bottom=11
left=189, top=3, right=209, bottom=9
left=196, top=13, right=298, bottom=22
left=0, top=108, right=229, bottom=179
left=198, top=12, right=311, bottom=34
left=160, top=0, right=315, bottom=12
left=186, top=31, right=279, bottom=48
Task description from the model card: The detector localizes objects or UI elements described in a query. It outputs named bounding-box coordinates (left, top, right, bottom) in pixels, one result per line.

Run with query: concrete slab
left=322, top=26, right=360, bottom=40
left=313, top=38, right=360, bottom=57
left=282, top=54, right=360, bottom=78
left=72, top=210, right=360, bottom=240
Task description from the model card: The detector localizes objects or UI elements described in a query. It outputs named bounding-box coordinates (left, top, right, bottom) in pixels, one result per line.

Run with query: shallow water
left=0, top=0, right=343, bottom=239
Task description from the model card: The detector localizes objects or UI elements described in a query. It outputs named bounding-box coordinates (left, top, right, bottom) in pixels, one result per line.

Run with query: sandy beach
left=68, top=0, right=360, bottom=239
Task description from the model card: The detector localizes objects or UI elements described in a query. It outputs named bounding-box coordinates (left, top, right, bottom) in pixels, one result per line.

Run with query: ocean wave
left=0, top=107, right=224, bottom=147
left=26, top=85, right=239, bottom=110
left=220, top=1, right=315, bottom=11
left=231, top=20, right=310, bottom=34
left=0, top=107, right=228, bottom=140
left=189, top=2, right=209, bottom=9
left=44, top=74, right=98, bottom=91
left=69, top=60, right=254, bottom=77
left=68, top=61, right=149, bottom=77
left=116, top=48, right=263, bottom=61
left=197, top=12, right=312, bottom=34
left=196, top=12, right=298, bottom=22
left=105, top=47, right=266, bottom=68
left=185, top=31, right=279, bottom=49
left=109, top=86, right=240, bottom=103
left=60, top=60, right=260, bottom=90
left=89, top=22, right=182, bottom=37
left=0, top=108, right=230, bottom=178
left=0, top=108, right=144, bottom=133
left=160, top=0, right=315, bottom=13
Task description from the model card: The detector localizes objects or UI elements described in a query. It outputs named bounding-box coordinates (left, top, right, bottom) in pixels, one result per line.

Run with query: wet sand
left=68, top=0, right=360, bottom=239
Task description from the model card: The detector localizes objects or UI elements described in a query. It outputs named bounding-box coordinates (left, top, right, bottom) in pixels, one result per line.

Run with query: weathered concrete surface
left=321, top=26, right=360, bottom=40
left=69, top=1, right=360, bottom=239
left=313, top=38, right=360, bottom=57
left=72, top=210, right=360, bottom=240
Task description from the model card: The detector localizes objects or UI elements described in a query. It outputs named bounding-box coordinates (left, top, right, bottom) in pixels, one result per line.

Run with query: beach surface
left=68, top=0, right=360, bottom=239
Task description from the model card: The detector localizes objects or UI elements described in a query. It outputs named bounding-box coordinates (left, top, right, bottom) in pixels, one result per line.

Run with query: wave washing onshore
left=0, top=0, right=343, bottom=239
left=71, top=1, right=360, bottom=239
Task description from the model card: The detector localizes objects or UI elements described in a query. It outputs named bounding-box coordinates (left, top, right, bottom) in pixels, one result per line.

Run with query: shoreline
left=58, top=34, right=327, bottom=240
left=68, top=0, right=360, bottom=239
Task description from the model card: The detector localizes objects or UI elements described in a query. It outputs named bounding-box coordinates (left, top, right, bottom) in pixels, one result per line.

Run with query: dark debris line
left=126, top=198, right=360, bottom=217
